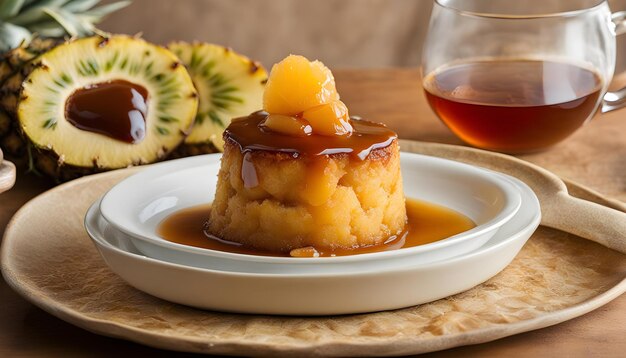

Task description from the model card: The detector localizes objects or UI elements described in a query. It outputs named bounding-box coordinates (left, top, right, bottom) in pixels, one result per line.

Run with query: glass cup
left=421, top=0, right=626, bottom=153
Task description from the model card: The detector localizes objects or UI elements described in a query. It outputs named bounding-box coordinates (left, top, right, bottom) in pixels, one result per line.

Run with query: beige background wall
left=99, top=0, right=432, bottom=68
left=100, top=0, right=626, bottom=70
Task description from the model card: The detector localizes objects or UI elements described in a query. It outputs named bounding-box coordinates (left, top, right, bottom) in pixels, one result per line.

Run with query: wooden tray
left=1, top=142, right=625, bottom=357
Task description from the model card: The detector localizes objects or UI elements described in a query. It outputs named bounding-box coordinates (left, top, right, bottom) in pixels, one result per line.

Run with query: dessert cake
left=207, top=55, right=406, bottom=255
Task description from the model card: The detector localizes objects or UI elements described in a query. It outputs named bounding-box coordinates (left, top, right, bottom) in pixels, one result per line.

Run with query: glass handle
left=603, top=11, right=626, bottom=112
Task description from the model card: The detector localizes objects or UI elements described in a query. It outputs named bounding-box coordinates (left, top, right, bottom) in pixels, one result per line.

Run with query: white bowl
left=86, top=174, right=540, bottom=315
left=98, top=153, right=522, bottom=273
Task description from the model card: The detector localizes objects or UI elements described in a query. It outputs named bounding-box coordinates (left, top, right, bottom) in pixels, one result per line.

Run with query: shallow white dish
left=98, top=153, right=522, bottom=272
left=86, top=174, right=540, bottom=315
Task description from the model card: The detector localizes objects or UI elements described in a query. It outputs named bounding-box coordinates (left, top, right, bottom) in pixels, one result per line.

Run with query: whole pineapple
left=0, top=0, right=130, bottom=164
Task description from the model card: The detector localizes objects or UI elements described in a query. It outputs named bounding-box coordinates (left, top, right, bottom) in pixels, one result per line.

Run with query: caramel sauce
left=156, top=198, right=476, bottom=258
left=65, top=80, right=149, bottom=144
left=225, top=111, right=397, bottom=160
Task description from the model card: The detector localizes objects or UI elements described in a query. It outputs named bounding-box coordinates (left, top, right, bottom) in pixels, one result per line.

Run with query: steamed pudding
left=207, top=55, right=406, bottom=254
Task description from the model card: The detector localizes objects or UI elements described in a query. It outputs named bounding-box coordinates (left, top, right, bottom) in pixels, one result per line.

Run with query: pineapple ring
left=168, top=42, right=267, bottom=151
left=17, top=35, right=198, bottom=170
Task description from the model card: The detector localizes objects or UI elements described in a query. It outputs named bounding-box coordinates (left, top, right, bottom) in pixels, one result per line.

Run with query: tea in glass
left=423, top=59, right=603, bottom=153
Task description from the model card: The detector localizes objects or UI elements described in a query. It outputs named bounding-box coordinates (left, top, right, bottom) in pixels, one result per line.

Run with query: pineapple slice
left=16, top=35, right=198, bottom=181
left=168, top=42, right=267, bottom=153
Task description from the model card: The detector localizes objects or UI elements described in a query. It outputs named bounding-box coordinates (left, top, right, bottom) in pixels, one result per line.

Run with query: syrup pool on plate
left=157, top=198, right=476, bottom=258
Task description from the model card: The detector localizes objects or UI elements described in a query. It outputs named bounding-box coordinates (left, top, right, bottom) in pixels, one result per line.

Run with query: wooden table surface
left=0, top=68, right=624, bottom=357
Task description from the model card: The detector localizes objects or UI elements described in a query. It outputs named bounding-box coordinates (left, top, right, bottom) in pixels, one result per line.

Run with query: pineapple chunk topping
left=259, top=114, right=312, bottom=137
left=302, top=100, right=352, bottom=136
left=262, top=55, right=353, bottom=137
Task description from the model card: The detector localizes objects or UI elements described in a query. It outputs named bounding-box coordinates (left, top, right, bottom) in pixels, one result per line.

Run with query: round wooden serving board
left=1, top=141, right=625, bottom=357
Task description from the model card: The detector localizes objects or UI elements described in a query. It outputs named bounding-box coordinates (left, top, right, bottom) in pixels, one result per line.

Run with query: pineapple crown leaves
left=0, top=0, right=131, bottom=52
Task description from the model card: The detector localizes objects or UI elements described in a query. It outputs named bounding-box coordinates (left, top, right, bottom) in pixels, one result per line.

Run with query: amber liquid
left=157, top=198, right=476, bottom=258
left=227, top=111, right=397, bottom=160
left=423, top=59, right=603, bottom=153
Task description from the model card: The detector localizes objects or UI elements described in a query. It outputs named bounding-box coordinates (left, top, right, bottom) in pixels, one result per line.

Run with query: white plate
left=98, top=153, right=522, bottom=272
left=86, top=174, right=540, bottom=315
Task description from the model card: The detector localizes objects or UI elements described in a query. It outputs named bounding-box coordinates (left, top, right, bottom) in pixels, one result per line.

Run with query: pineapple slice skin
left=0, top=37, right=62, bottom=163
left=0, top=38, right=62, bottom=85
left=16, top=35, right=198, bottom=181
left=168, top=42, right=267, bottom=153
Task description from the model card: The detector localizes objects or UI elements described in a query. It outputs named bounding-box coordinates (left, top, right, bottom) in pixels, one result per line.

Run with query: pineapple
left=0, top=38, right=65, bottom=162
left=263, top=54, right=339, bottom=116
left=262, top=55, right=352, bottom=137
left=0, top=0, right=130, bottom=164
left=168, top=42, right=267, bottom=154
left=16, top=35, right=198, bottom=181
left=301, top=100, right=352, bottom=136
